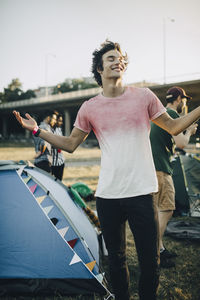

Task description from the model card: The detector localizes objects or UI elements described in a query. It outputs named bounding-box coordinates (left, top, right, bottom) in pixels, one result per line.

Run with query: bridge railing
left=0, top=87, right=102, bottom=110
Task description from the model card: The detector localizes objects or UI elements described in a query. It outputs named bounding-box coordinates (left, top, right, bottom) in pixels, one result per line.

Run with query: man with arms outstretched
left=14, top=41, right=200, bottom=300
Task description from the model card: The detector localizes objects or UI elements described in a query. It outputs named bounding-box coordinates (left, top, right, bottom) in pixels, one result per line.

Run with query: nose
left=116, top=57, right=121, bottom=63
left=114, top=58, right=124, bottom=69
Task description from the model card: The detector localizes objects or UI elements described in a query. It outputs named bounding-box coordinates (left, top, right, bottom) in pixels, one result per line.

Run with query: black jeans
left=51, top=163, right=65, bottom=181
left=96, top=194, right=160, bottom=300
left=34, top=160, right=51, bottom=173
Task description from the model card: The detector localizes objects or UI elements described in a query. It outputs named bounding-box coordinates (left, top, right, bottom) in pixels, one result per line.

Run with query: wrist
left=32, top=126, right=41, bottom=137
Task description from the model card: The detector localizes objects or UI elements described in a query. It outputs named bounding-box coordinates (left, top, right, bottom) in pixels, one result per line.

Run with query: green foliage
left=53, top=78, right=98, bottom=94
left=0, top=77, right=98, bottom=103
left=1, top=78, right=36, bottom=103
left=19, top=89, right=36, bottom=100
left=8, top=78, right=22, bottom=91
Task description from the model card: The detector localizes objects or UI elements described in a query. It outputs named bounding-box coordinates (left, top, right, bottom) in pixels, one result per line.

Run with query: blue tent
left=0, top=161, right=110, bottom=297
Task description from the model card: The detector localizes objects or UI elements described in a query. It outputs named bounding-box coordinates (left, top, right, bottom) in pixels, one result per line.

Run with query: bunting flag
left=27, top=161, right=35, bottom=168
left=69, top=253, right=81, bottom=265
left=67, top=238, right=78, bottom=249
left=96, top=273, right=104, bottom=283
left=36, top=195, right=46, bottom=204
left=43, top=205, right=54, bottom=215
left=50, top=218, right=58, bottom=225
left=23, top=176, right=31, bottom=184
left=86, top=260, right=96, bottom=272
left=17, top=166, right=25, bottom=176
left=58, top=226, right=69, bottom=238
left=29, top=184, right=37, bottom=194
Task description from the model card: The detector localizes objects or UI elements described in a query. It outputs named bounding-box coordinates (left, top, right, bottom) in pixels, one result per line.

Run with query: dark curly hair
left=91, top=40, right=128, bottom=87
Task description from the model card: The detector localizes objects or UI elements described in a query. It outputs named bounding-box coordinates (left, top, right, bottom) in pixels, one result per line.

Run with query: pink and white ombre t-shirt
left=74, top=86, right=166, bottom=199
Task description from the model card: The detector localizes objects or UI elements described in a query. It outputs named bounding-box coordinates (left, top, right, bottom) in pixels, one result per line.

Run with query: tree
left=1, top=79, right=36, bottom=103
left=19, top=89, right=36, bottom=100
left=8, top=78, right=22, bottom=91
left=0, top=92, right=4, bottom=103
left=52, top=77, right=98, bottom=94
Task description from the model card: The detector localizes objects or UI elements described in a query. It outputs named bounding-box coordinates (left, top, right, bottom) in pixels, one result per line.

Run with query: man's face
left=99, top=49, right=126, bottom=81
left=57, top=117, right=63, bottom=127
left=50, top=114, right=57, bottom=127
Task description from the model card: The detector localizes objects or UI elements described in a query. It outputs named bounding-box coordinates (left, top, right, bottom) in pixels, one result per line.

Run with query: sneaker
left=160, top=257, right=175, bottom=268
left=160, top=248, right=177, bottom=259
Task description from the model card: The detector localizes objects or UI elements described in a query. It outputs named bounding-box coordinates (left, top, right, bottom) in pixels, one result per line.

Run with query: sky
left=0, top=0, right=200, bottom=92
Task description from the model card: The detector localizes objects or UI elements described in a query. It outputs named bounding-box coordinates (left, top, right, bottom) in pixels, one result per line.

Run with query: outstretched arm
left=173, top=123, right=197, bottom=149
left=39, top=126, right=88, bottom=153
left=13, top=111, right=88, bottom=153
left=153, top=107, right=200, bottom=136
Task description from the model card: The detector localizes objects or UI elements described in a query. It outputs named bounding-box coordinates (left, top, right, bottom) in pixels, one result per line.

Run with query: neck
left=166, top=102, right=177, bottom=112
left=102, top=79, right=125, bottom=98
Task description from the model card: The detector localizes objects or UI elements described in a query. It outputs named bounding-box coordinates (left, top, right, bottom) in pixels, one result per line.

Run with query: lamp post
left=45, top=53, right=56, bottom=97
left=163, top=17, right=175, bottom=84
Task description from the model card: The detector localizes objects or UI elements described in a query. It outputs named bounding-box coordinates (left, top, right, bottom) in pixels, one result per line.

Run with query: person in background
left=33, top=114, right=52, bottom=172
left=51, top=113, right=65, bottom=181
left=150, top=86, right=197, bottom=268
left=13, top=41, right=200, bottom=300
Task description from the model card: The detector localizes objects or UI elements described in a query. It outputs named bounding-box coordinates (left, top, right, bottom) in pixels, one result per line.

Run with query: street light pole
left=163, top=17, right=175, bottom=84
left=163, top=18, right=166, bottom=84
left=45, top=53, right=56, bottom=97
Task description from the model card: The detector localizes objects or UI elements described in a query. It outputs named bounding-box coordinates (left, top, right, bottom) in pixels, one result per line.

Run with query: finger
left=17, top=116, right=23, bottom=126
left=15, top=112, right=23, bottom=125
left=14, top=111, right=20, bottom=117
left=13, top=110, right=19, bottom=117
left=25, top=113, right=32, bottom=120
left=13, top=111, right=20, bottom=120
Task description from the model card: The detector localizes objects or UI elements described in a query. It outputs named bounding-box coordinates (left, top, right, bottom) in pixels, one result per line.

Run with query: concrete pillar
left=25, top=129, right=31, bottom=139
left=64, top=110, right=71, bottom=136
left=2, top=115, right=7, bottom=138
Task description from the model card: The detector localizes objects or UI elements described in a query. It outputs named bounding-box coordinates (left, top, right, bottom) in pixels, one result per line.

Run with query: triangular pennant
left=36, top=195, right=46, bottom=204
left=23, top=176, right=31, bottom=184
left=69, top=253, right=81, bottom=265
left=67, top=238, right=78, bottom=249
left=86, top=260, right=96, bottom=272
left=17, top=166, right=25, bottom=176
left=43, top=205, right=54, bottom=215
left=50, top=218, right=58, bottom=225
left=58, top=226, right=69, bottom=238
left=27, top=160, right=35, bottom=168
left=96, top=273, right=104, bottom=283
left=29, top=184, right=37, bottom=194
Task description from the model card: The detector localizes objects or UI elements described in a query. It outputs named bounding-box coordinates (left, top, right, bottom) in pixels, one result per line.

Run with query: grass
left=0, top=145, right=200, bottom=300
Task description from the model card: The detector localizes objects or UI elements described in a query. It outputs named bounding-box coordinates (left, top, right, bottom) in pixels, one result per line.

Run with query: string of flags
left=1, top=163, right=113, bottom=299
left=21, top=171, right=98, bottom=273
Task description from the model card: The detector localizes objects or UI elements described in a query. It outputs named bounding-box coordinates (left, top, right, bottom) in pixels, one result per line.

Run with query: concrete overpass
left=0, top=79, right=200, bottom=139
left=0, top=87, right=101, bottom=139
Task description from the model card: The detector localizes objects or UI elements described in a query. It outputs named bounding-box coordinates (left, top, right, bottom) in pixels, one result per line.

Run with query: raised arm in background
left=173, top=123, right=197, bottom=149
left=152, top=108, right=200, bottom=135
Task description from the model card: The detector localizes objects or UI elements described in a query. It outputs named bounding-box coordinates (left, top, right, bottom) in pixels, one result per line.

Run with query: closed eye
left=107, top=56, right=115, bottom=61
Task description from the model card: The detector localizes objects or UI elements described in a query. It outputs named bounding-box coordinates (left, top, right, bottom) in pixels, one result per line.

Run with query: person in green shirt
left=150, top=86, right=197, bottom=268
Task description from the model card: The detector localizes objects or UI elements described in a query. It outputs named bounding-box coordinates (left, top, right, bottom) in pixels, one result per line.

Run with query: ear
left=97, top=66, right=102, bottom=74
left=177, top=95, right=182, bottom=103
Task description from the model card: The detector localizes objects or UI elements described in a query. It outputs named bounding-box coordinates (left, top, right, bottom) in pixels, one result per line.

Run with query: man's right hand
left=187, top=123, right=198, bottom=136
left=13, top=111, right=37, bottom=131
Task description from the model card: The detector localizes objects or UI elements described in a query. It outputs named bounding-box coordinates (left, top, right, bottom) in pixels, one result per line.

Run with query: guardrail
left=0, top=87, right=102, bottom=109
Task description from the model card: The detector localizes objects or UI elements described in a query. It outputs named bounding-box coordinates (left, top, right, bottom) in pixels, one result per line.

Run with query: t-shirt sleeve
left=146, top=88, right=166, bottom=120
left=74, top=102, right=92, bottom=133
